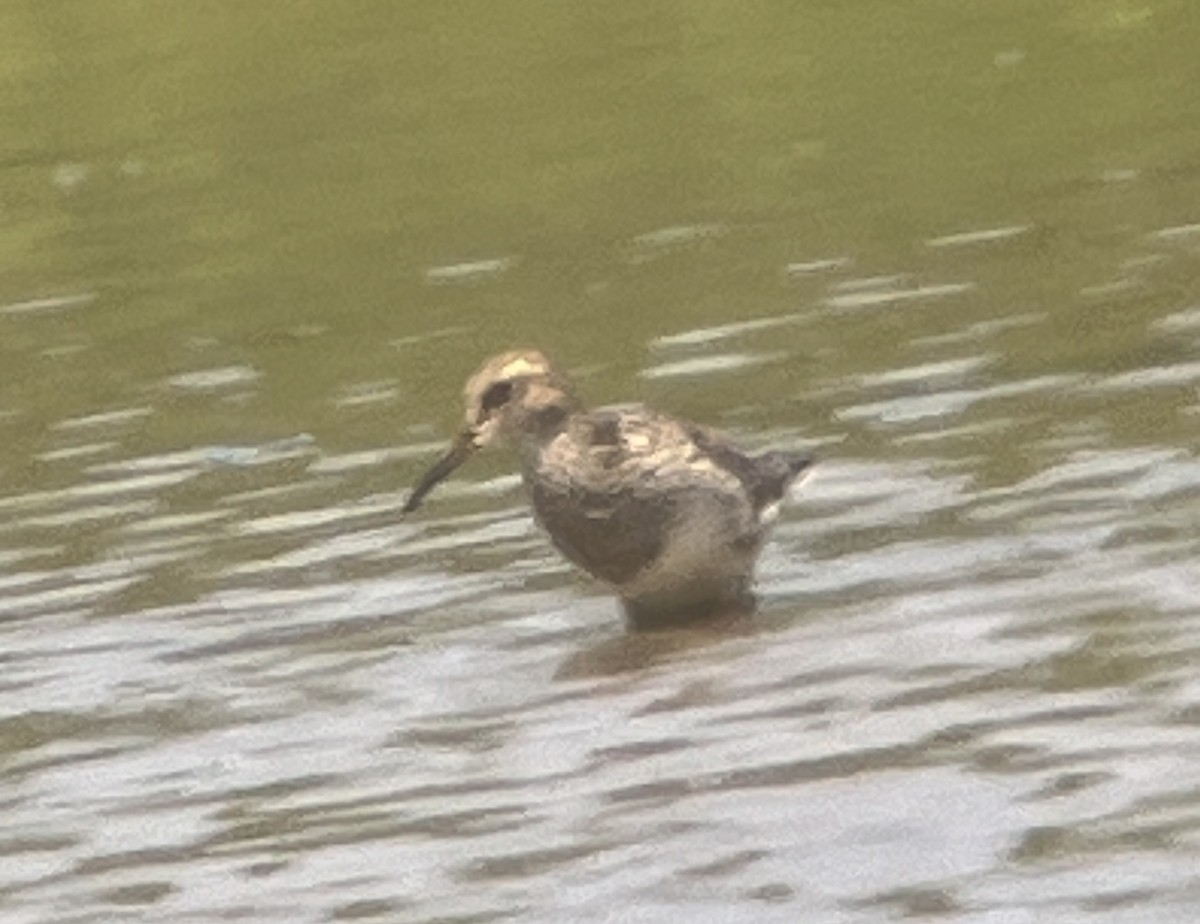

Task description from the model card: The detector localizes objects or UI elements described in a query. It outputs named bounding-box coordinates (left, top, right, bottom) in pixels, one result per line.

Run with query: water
left=3, top=3, right=1200, bottom=922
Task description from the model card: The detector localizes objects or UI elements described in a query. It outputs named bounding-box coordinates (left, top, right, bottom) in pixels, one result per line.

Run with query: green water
left=2, top=3, right=1200, bottom=922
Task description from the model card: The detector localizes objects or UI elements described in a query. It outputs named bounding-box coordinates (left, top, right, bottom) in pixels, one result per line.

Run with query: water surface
left=2, top=3, right=1200, bottom=922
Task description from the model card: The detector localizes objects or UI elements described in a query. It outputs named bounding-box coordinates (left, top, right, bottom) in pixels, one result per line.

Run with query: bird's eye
left=480, top=380, right=515, bottom=414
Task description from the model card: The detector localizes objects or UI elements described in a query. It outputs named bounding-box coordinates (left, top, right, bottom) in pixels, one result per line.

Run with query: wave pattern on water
left=4, top=265, right=1200, bottom=923
left=4, top=59, right=1200, bottom=924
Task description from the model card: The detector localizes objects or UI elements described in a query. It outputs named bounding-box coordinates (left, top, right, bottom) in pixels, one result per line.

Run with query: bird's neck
left=517, top=399, right=576, bottom=446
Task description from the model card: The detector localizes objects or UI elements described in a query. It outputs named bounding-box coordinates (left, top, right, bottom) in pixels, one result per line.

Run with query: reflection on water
left=3, top=2, right=1200, bottom=922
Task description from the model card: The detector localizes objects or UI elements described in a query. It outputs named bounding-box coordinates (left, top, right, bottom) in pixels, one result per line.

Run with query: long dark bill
left=401, top=431, right=476, bottom=514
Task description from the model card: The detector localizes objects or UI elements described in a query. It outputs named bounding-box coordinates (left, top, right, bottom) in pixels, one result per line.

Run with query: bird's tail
left=750, top=450, right=815, bottom=511
left=784, top=453, right=814, bottom=480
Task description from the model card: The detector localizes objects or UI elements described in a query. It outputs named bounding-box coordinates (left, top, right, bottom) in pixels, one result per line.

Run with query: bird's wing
left=528, top=406, right=708, bottom=585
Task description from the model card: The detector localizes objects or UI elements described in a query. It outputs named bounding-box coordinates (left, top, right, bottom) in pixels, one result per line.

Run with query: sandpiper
left=403, top=349, right=813, bottom=627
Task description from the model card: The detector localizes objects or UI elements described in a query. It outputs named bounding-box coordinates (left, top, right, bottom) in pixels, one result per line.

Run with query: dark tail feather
left=785, top=452, right=814, bottom=479
left=751, top=450, right=815, bottom=510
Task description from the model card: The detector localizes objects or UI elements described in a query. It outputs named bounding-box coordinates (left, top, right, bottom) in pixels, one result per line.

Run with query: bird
left=402, top=349, right=813, bottom=628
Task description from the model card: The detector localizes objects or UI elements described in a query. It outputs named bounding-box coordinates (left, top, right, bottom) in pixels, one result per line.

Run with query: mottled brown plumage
left=403, top=349, right=813, bottom=628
